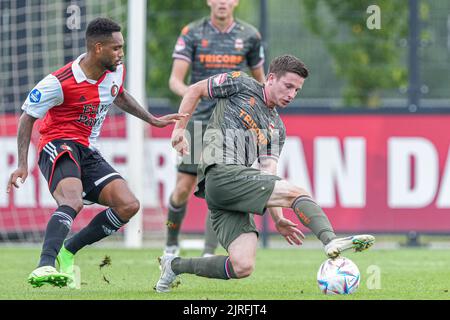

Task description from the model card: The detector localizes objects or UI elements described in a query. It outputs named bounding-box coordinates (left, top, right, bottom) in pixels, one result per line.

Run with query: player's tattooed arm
left=7, top=113, right=37, bottom=192
left=114, top=89, right=188, bottom=128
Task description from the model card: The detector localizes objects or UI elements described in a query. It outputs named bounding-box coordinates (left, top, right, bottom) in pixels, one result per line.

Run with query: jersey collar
left=208, top=19, right=237, bottom=34
left=72, top=53, right=110, bottom=84
left=262, top=85, right=268, bottom=104
left=72, top=53, right=89, bottom=83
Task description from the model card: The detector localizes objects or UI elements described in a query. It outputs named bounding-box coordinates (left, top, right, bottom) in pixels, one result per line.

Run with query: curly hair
left=85, top=17, right=121, bottom=46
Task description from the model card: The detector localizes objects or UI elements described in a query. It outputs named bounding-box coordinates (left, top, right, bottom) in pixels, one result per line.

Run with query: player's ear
left=94, top=42, right=102, bottom=54
left=267, top=73, right=275, bottom=85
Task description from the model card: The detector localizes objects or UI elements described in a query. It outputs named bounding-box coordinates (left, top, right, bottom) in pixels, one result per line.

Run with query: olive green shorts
left=177, top=121, right=208, bottom=175
left=204, top=164, right=281, bottom=250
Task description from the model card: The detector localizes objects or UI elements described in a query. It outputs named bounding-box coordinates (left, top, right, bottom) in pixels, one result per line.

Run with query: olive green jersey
left=195, top=71, right=286, bottom=197
left=172, top=17, right=264, bottom=121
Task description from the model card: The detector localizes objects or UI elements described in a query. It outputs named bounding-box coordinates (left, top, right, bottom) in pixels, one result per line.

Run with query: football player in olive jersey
left=164, top=0, right=265, bottom=257
left=155, top=55, right=375, bottom=293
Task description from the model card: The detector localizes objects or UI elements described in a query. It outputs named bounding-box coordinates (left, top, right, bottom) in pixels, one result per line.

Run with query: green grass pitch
left=1, top=246, right=450, bottom=300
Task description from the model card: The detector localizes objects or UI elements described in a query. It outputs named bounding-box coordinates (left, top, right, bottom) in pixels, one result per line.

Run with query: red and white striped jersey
left=21, top=53, right=125, bottom=152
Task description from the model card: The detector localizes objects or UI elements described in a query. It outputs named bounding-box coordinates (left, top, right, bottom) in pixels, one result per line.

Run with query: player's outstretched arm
left=114, top=89, right=188, bottom=128
left=7, top=113, right=38, bottom=193
left=272, top=211, right=305, bottom=246
left=171, top=79, right=209, bottom=155
left=258, top=157, right=305, bottom=245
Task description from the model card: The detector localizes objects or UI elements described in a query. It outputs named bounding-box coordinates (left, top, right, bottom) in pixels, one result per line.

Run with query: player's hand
left=150, top=113, right=189, bottom=128
left=6, top=167, right=28, bottom=193
left=171, top=129, right=190, bottom=156
left=275, top=217, right=305, bottom=245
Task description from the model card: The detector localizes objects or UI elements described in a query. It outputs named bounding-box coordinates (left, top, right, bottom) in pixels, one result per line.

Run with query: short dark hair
left=268, top=55, right=309, bottom=79
left=86, top=17, right=121, bottom=46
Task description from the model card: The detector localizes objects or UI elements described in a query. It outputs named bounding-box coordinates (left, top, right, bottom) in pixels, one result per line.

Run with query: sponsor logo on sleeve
left=29, top=89, right=42, bottom=103
left=213, top=73, right=227, bottom=86
left=175, top=37, right=186, bottom=52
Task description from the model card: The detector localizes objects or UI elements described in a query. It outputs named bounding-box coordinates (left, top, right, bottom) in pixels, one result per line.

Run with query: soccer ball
left=317, top=257, right=360, bottom=295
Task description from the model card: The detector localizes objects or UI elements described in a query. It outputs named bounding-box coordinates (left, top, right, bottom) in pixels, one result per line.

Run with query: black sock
left=171, top=255, right=238, bottom=279
left=292, top=195, right=336, bottom=245
left=38, top=205, right=78, bottom=267
left=166, top=198, right=187, bottom=246
left=64, top=208, right=127, bottom=254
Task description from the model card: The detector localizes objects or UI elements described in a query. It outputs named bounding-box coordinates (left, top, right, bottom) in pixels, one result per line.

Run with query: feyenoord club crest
left=111, top=84, right=119, bottom=97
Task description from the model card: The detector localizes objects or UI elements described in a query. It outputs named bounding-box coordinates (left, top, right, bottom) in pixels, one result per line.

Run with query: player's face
left=99, top=32, right=124, bottom=72
left=267, top=72, right=304, bottom=108
left=207, top=0, right=239, bottom=20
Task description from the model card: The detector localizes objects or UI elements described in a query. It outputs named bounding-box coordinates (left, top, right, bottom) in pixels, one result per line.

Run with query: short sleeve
left=21, top=74, right=63, bottom=119
left=172, top=24, right=195, bottom=64
left=246, top=31, right=265, bottom=69
left=207, top=71, right=244, bottom=99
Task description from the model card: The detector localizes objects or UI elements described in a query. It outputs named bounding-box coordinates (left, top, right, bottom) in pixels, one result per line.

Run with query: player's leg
left=266, top=180, right=336, bottom=244
left=266, top=180, right=374, bottom=257
left=56, top=177, right=137, bottom=290
left=63, top=179, right=139, bottom=255
left=226, top=232, right=258, bottom=278
left=201, top=210, right=219, bottom=257
left=59, top=149, right=136, bottom=278
left=29, top=145, right=83, bottom=287
left=164, top=119, right=199, bottom=255
left=164, top=171, right=197, bottom=255
left=155, top=208, right=256, bottom=293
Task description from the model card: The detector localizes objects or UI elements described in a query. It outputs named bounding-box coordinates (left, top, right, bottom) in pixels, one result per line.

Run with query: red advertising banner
left=1, top=114, right=450, bottom=234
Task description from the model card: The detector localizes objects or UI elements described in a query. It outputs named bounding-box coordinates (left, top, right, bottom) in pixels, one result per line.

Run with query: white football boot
left=154, top=254, right=179, bottom=293
left=324, top=234, right=375, bottom=258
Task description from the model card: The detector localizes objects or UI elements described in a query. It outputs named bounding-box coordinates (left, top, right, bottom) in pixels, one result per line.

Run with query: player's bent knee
left=59, top=198, right=83, bottom=213
left=232, top=261, right=255, bottom=278
left=117, top=199, right=140, bottom=221
left=228, top=255, right=255, bottom=278
left=171, top=188, right=191, bottom=205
